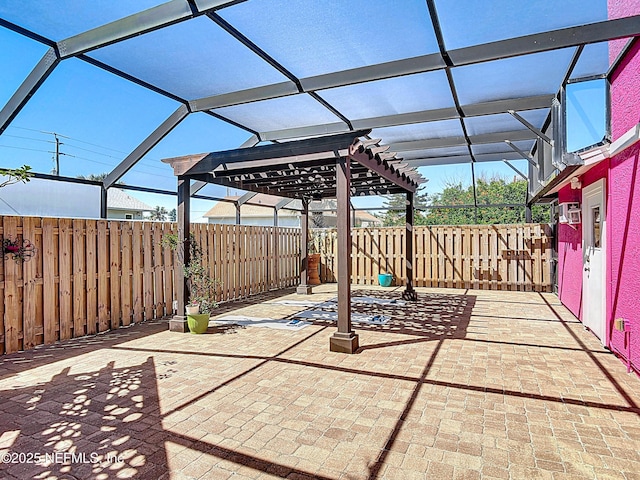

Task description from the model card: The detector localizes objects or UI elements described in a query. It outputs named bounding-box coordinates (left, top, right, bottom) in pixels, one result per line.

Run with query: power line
left=0, top=142, right=173, bottom=180
left=2, top=134, right=55, bottom=145
left=0, top=144, right=52, bottom=154
left=15, top=125, right=163, bottom=161
left=5, top=126, right=171, bottom=176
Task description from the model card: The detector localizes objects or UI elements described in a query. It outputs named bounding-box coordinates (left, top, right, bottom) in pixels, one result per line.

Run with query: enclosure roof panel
left=2, top=0, right=639, bottom=186
left=435, top=0, right=608, bottom=50
left=217, top=0, right=441, bottom=78
left=87, top=16, right=292, bottom=100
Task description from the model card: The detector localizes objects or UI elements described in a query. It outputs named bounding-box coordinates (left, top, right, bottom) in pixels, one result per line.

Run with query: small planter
left=185, top=304, right=200, bottom=315
left=378, top=273, right=393, bottom=287
left=307, top=253, right=321, bottom=285
left=187, top=314, right=209, bottom=334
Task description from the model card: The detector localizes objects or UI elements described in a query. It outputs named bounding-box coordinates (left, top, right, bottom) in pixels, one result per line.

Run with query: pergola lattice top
left=162, top=130, right=424, bottom=199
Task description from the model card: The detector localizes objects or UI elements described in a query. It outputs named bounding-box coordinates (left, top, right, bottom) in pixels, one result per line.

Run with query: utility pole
left=54, top=133, right=60, bottom=176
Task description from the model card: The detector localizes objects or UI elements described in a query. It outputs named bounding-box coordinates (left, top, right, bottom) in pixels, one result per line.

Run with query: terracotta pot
left=307, top=253, right=321, bottom=285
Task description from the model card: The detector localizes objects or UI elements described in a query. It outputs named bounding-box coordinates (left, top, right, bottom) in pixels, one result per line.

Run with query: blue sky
left=0, top=16, right=608, bottom=221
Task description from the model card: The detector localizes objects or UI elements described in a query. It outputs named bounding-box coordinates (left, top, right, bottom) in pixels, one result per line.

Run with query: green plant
left=160, top=232, right=180, bottom=250
left=162, top=232, right=220, bottom=315
left=308, top=228, right=335, bottom=255
left=0, top=165, right=33, bottom=188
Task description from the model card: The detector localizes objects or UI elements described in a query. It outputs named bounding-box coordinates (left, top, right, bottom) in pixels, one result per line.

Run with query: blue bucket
left=378, top=273, right=393, bottom=287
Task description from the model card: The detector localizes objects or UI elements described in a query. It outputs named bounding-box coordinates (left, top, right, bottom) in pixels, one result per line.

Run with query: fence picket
left=73, top=219, right=86, bottom=337
left=120, top=222, right=132, bottom=326
left=3, top=217, right=21, bottom=353
left=132, top=222, right=143, bottom=323
left=43, top=219, right=58, bottom=344
left=22, top=217, right=38, bottom=350
left=85, top=220, right=98, bottom=334
left=97, top=221, right=109, bottom=331
left=142, top=222, right=154, bottom=320
left=109, top=221, right=121, bottom=329
left=59, top=218, right=73, bottom=341
left=153, top=223, right=164, bottom=318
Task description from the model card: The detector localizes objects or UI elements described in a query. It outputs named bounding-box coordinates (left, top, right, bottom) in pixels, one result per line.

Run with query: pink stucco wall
left=555, top=0, right=640, bottom=372
left=608, top=0, right=640, bottom=60
left=556, top=162, right=609, bottom=320
left=607, top=35, right=640, bottom=371
left=556, top=188, right=583, bottom=318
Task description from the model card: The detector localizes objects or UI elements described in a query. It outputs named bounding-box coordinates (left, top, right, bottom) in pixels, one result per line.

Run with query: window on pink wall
left=566, top=79, right=609, bottom=153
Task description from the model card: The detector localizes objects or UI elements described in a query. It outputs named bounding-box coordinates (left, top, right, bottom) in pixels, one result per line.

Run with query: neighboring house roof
left=107, top=188, right=154, bottom=212
left=203, top=196, right=299, bottom=218
left=355, top=211, right=382, bottom=224
left=204, top=196, right=381, bottom=225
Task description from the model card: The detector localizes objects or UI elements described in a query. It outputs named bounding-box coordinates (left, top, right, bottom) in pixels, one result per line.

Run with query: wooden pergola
left=162, top=130, right=424, bottom=353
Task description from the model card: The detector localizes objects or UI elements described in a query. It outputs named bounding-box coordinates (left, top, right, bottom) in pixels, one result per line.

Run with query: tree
left=149, top=206, right=169, bottom=221
left=76, top=172, right=125, bottom=184
left=422, top=175, right=549, bottom=225
left=380, top=190, right=429, bottom=226
left=0, top=165, right=33, bottom=188
left=169, top=208, right=177, bottom=222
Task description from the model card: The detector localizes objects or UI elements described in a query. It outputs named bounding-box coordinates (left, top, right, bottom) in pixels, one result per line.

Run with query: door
left=582, top=179, right=606, bottom=345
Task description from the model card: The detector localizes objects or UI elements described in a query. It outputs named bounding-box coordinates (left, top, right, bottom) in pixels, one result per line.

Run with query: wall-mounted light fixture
left=570, top=176, right=582, bottom=189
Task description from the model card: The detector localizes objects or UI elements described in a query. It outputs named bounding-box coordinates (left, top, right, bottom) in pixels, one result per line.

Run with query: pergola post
left=296, top=198, right=312, bottom=294
left=403, top=191, right=418, bottom=301
left=169, top=176, right=191, bottom=332
left=330, top=155, right=359, bottom=354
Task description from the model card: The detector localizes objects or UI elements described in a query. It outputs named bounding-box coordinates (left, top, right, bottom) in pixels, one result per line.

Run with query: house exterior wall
left=607, top=34, right=640, bottom=370
left=556, top=162, right=608, bottom=319
left=556, top=0, right=640, bottom=372
left=108, top=209, right=146, bottom=220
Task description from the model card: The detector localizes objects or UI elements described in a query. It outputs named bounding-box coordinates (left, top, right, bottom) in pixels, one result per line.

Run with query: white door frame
left=581, top=179, right=606, bottom=346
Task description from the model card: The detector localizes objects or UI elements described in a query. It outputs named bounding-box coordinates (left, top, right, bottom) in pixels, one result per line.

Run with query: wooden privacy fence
left=0, top=216, right=300, bottom=355
left=314, top=224, right=553, bottom=291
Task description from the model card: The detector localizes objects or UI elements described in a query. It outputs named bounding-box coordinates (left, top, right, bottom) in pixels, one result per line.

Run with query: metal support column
left=100, top=186, right=108, bottom=219
left=169, top=176, right=191, bottom=332
left=403, top=191, right=418, bottom=301
left=296, top=198, right=312, bottom=294
left=330, top=156, right=358, bottom=353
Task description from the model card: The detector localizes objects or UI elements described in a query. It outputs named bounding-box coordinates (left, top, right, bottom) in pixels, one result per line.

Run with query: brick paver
left=1, top=286, right=639, bottom=479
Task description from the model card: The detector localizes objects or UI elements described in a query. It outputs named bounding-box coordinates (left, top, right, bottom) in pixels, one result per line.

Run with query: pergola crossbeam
left=184, top=130, right=371, bottom=176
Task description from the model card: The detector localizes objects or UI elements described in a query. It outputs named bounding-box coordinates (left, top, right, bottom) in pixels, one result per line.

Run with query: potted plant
left=186, top=312, right=210, bottom=334
left=378, top=272, right=393, bottom=287
left=378, top=248, right=393, bottom=286
left=162, top=232, right=219, bottom=332
left=185, top=302, right=200, bottom=315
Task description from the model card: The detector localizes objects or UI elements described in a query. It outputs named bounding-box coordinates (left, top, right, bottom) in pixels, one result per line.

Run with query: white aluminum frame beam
left=0, top=48, right=60, bottom=135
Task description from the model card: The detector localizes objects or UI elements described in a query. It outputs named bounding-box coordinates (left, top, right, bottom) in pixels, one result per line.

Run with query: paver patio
left=1, top=285, right=639, bottom=480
